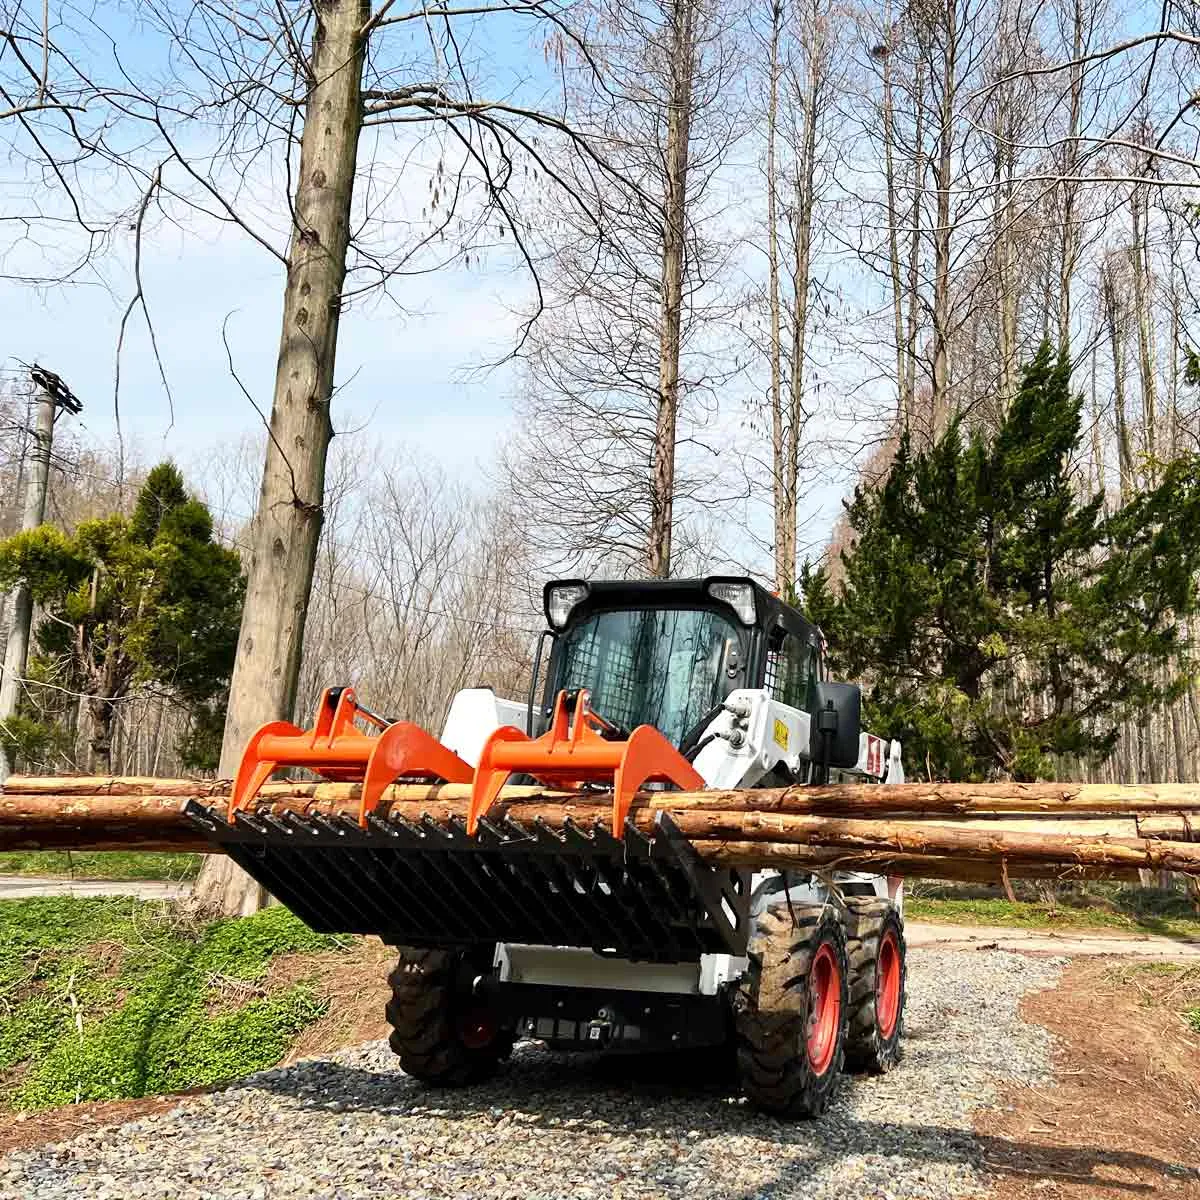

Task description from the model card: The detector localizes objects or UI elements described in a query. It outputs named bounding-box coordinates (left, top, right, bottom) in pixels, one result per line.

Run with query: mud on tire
left=733, top=903, right=849, bottom=1117
left=843, top=898, right=906, bottom=1074
left=386, top=947, right=512, bottom=1086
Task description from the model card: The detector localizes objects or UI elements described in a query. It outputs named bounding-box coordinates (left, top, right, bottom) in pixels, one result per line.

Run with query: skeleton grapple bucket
left=187, top=687, right=749, bottom=961
left=185, top=800, right=750, bottom=960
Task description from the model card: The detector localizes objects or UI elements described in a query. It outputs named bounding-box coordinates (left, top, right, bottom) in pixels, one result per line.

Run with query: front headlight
left=546, top=582, right=589, bottom=628
left=707, top=580, right=756, bottom=625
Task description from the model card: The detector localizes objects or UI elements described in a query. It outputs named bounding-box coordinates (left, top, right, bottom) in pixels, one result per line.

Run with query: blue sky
left=6, top=237, right=528, bottom=474
left=2, top=3, right=561, bottom=484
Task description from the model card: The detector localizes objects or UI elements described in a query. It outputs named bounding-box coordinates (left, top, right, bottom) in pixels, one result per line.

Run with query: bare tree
left=748, top=0, right=841, bottom=594
left=87, top=0, right=634, bottom=914
left=501, top=0, right=741, bottom=581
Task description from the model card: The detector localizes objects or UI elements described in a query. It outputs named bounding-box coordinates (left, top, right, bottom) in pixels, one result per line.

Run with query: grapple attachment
left=189, top=686, right=747, bottom=961
left=188, top=687, right=748, bottom=960
left=184, top=800, right=750, bottom=961
left=469, top=689, right=704, bottom=836
left=231, top=686, right=474, bottom=828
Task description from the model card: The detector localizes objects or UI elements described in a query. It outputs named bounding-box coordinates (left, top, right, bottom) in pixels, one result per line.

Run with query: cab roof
left=543, top=576, right=822, bottom=648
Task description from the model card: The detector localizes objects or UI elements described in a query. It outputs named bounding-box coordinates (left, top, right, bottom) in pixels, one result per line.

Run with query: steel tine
left=419, top=814, right=457, bottom=842
left=365, top=812, right=401, bottom=838
left=279, top=810, right=321, bottom=838
left=532, top=816, right=567, bottom=845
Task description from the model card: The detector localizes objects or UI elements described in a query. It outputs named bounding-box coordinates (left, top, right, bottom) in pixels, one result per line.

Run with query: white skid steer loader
left=187, top=576, right=907, bottom=1117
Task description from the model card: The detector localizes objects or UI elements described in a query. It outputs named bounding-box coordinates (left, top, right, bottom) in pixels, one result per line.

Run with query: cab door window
left=765, top=631, right=813, bottom=710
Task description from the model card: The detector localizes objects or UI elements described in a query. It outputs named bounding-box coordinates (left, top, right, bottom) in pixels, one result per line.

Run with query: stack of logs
left=2, top=775, right=1200, bottom=884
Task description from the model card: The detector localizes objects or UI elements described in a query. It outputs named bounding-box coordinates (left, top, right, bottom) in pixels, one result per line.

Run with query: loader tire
left=386, top=948, right=511, bottom=1087
left=843, top=898, right=906, bottom=1074
left=733, top=903, right=848, bottom=1118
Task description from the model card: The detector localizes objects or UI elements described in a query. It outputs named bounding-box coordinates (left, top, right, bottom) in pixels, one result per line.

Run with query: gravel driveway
left=0, top=948, right=1062, bottom=1200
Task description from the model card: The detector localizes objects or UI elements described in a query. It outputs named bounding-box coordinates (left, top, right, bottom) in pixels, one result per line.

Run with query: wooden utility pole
left=0, top=365, right=80, bottom=784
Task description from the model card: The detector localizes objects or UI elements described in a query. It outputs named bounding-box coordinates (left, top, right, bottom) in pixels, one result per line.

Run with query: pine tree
left=0, top=464, right=244, bottom=772
left=803, top=343, right=1200, bottom=780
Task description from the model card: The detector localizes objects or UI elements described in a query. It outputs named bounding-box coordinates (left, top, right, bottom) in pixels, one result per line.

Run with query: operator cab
left=536, top=577, right=825, bottom=752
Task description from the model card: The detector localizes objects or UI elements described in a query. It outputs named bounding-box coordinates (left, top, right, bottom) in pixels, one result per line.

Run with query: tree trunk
left=193, top=0, right=369, bottom=917
left=1129, top=182, right=1158, bottom=477
left=647, top=0, right=696, bottom=579
left=929, top=1, right=956, bottom=432
left=904, top=55, right=925, bottom=426
left=880, top=0, right=908, bottom=425
left=766, top=0, right=787, bottom=593
left=991, top=2, right=1018, bottom=416
left=86, top=698, right=116, bottom=774
left=1056, top=0, right=1084, bottom=348
left=783, top=8, right=820, bottom=596
left=1089, top=352, right=1105, bottom=497
left=0, top=383, right=56, bottom=783
left=1102, top=257, right=1135, bottom=499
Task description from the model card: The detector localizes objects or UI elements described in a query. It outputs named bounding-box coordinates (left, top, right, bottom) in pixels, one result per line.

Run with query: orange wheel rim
left=876, top=929, right=902, bottom=1039
left=806, top=943, right=841, bottom=1075
left=458, top=1009, right=495, bottom=1050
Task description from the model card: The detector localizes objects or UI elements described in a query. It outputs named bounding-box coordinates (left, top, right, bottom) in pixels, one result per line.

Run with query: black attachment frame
left=184, top=802, right=751, bottom=963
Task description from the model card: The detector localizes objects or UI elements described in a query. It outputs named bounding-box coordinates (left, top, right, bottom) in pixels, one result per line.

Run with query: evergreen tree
left=803, top=344, right=1200, bottom=781
left=0, top=464, right=244, bottom=772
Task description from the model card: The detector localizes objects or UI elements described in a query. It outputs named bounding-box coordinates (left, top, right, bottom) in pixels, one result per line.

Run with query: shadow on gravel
left=251, top=1047, right=739, bottom=1121
left=247, top=1049, right=1196, bottom=1196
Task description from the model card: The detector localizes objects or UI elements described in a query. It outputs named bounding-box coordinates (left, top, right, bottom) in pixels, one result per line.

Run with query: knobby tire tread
left=386, top=947, right=510, bottom=1086
left=734, top=903, right=849, bottom=1117
left=842, top=898, right=906, bottom=1074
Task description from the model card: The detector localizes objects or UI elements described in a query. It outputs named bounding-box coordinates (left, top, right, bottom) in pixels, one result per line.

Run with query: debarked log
left=2, top=776, right=1199, bottom=882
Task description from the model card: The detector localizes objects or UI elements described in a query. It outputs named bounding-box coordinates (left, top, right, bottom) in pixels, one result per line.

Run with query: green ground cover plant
left=0, top=897, right=344, bottom=1109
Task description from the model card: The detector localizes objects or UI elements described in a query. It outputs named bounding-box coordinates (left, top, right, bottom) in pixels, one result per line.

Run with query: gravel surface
left=0, top=948, right=1063, bottom=1200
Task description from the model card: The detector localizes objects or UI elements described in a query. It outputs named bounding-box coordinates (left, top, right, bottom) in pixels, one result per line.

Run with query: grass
left=906, top=884, right=1200, bottom=942
left=0, top=896, right=347, bottom=1110
left=0, top=852, right=202, bottom=881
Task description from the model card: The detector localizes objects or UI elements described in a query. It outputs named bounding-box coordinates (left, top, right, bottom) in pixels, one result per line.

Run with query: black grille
left=184, top=802, right=750, bottom=962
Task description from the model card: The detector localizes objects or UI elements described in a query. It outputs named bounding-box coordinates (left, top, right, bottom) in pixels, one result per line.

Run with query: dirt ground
left=978, top=959, right=1200, bottom=1198
left=0, top=1091, right=201, bottom=1158
left=4, top=938, right=1198, bottom=1194
left=270, top=936, right=393, bottom=1062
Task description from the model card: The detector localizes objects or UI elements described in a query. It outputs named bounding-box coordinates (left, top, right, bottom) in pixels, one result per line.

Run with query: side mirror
left=808, top=682, right=862, bottom=769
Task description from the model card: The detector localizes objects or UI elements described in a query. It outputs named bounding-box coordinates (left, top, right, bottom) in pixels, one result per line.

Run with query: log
left=0, top=793, right=211, bottom=852
left=2, top=776, right=1199, bottom=882
left=689, top=844, right=1147, bottom=883
left=2, top=777, right=236, bottom=798
left=3, top=793, right=1192, bottom=847
left=8, top=777, right=1200, bottom=813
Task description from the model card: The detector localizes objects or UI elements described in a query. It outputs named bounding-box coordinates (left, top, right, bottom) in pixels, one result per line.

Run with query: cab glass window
left=765, top=632, right=814, bottom=710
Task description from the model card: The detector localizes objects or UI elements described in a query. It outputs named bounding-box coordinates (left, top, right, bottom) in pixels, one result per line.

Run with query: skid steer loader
left=186, top=576, right=907, bottom=1117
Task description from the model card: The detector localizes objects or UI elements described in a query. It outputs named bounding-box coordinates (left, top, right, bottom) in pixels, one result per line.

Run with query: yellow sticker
left=773, top=719, right=789, bottom=750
